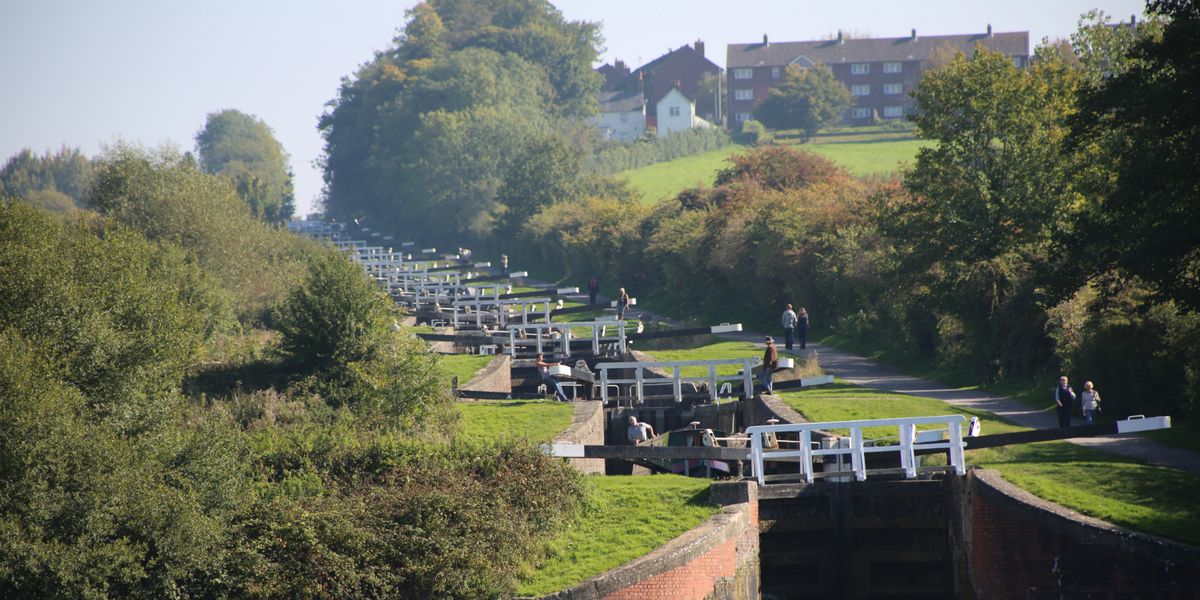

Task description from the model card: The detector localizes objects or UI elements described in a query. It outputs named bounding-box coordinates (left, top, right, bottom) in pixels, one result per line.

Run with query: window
left=669, top=106, right=681, bottom=117
left=883, top=62, right=902, bottom=74
left=883, top=83, right=903, bottom=95
left=882, top=106, right=904, bottom=118
left=851, top=107, right=872, bottom=119
left=851, top=84, right=870, bottom=96
left=734, top=88, right=754, bottom=101
left=771, top=66, right=781, bottom=78
left=850, top=63, right=870, bottom=75
left=736, top=112, right=751, bottom=123
left=733, top=67, right=753, bottom=79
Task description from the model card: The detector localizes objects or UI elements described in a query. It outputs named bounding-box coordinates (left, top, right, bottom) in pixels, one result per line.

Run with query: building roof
left=607, top=44, right=720, bottom=91
left=596, top=62, right=630, bottom=89
left=727, top=30, right=1029, bottom=68
left=598, top=90, right=644, bottom=113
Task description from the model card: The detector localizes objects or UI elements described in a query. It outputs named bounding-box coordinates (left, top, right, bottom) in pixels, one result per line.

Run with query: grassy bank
left=618, top=146, right=744, bottom=205
left=438, top=353, right=495, bottom=386
left=456, top=399, right=574, bottom=443
left=517, top=475, right=716, bottom=596
left=781, top=381, right=1200, bottom=547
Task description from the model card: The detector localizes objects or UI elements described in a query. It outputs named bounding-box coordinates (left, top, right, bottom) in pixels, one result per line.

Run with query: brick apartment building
left=726, top=27, right=1029, bottom=127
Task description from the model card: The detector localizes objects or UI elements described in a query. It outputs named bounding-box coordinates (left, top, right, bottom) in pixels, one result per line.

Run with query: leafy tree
left=887, top=46, right=1082, bottom=378
left=496, top=135, right=586, bottom=235
left=1071, top=0, right=1200, bottom=310
left=0, top=146, right=92, bottom=210
left=196, top=109, right=295, bottom=222
left=1070, top=9, right=1165, bottom=87
left=753, top=65, right=851, bottom=140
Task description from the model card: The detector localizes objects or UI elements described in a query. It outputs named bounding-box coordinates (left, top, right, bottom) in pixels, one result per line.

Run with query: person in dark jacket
left=587, top=276, right=599, bottom=305
left=796, top=307, right=810, bottom=350
left=760, top=336, right=778, bottom=393
left=1054, top=376, right=1076, bottom=428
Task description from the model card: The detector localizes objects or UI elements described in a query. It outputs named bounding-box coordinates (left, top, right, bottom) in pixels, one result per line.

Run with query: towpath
left=554, top=280, right=1200, bottom=474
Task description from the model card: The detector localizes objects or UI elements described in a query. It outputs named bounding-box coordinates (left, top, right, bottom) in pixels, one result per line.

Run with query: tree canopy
left=195, top=109, right=295, bottom=223
left=752, top=65, right=851, bottom=140
left=318, top=0, right=601, bottom=242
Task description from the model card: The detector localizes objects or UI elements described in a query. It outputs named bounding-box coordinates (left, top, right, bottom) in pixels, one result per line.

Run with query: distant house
left=656, top=86, right=713, bottom=137
left=592, top=89, right=646, bottom=142
left=726, top=27, right=1030, bottom=127
left=591, top=40, right=723, bottom=140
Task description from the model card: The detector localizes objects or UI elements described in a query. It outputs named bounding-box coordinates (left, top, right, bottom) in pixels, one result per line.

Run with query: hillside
left=618, top=125, right=928, bottom=205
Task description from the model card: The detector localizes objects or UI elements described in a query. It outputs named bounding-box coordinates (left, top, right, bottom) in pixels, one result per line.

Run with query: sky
left=0, top=0, right=1146, bottom=217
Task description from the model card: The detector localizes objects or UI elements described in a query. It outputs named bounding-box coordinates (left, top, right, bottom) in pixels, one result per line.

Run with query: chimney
left=911, top=28, right=918, bottom=41
left=763, top=33, right=769, bottom=46
left=837, top=30, right=844, bottom=44
left=615, top=59, right=627, bottom=74
left=694, top=39, right=705, bottom=57
left=987, top=24, right=993, bottom=37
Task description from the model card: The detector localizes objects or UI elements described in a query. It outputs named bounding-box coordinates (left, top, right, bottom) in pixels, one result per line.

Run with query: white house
left=655, top=87, right=712, bottom=138
left=590, top=90, right=646, bottom=142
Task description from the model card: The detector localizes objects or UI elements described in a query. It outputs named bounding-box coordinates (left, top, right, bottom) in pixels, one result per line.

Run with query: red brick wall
left=605, top=536, right=738, bottom=600
left=969, top=470, right=1200, bottom=599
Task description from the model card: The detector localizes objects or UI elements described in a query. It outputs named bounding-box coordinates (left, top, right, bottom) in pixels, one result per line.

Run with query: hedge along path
left=534, top=274, right=1200, bottom=475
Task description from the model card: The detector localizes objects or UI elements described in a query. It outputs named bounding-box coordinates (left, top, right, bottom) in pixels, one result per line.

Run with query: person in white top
left=627, top=416, right=655, bottom=445
left=1080, top=380, right=1101, bottom=424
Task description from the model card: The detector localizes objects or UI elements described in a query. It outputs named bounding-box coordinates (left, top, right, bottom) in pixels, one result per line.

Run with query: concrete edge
left=541, top=501, right=751, bottom=600
left=553, top=400, right=604, bottom=444
left=755, top=393, right=809, bottom=424
left=460, top=353, right=511, bottom=391
left=971, top=468, right=1200, bottom=564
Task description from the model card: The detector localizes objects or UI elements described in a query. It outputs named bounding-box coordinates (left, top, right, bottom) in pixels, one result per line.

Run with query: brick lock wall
left=969, top=470, right=1200, bottom=599
left=604, top=537, right=739, bottom=600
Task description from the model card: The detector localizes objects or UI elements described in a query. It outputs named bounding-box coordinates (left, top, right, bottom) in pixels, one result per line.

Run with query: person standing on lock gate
left=588, top=275, right=599, bottom=305
left=781, top=304, right=798, bottom=351
left=616, top=287, right=630, bottom=320
left=760, top=336, right=778, bottom=393
left=536, top=353, right=569, bottom=402
left=796, top=307, right=810, bottom=350
left=500, top=254, right=509, bottom=276
left=1054, top=376, right=1076, bottom=428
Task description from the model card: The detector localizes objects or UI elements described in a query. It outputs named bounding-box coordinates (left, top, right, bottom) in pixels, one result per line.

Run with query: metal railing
left=597, top=358, right=757, bottom=404
left=506, top=320, right=629, bottom=358
left=745, top=415, right=967, bottom=485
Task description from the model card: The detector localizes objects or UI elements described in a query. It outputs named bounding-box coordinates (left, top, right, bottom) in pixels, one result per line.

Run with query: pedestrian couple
left=780, top=304, right=809, bottom=351
left=1054, top=376, right=1102, bottom=427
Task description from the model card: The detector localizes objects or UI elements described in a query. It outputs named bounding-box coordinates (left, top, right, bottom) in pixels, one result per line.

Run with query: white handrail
left=744, top=415, right=968, bottom=485
left=597, top=358, right=757, bottom=404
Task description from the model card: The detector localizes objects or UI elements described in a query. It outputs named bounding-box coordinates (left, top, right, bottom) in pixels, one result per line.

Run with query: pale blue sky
left=0, top=0, right=1145, bottom=216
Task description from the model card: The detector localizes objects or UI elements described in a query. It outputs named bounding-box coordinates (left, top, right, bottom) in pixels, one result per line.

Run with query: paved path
left=532, top=275, right=1200, bottom=474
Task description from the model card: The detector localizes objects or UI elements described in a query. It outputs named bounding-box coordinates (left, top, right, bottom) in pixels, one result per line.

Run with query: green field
left=642, top=340, right=765, bottom=377
left=781, top=381, right=1200, bottom=547
left=456, top=400, right=574, bottom=443
left=618, top=127, right=928, bottom=205
left=517, top=475, right=716, bottom=596
left=437, top=353, right=495, bottom=385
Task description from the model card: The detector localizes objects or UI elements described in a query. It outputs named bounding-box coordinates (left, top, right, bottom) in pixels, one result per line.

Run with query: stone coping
left=972, top=468, right=1200, bottom=564
left=554, top=400, right=604, bottom=445
left=537, top=500, right=752, bottom=600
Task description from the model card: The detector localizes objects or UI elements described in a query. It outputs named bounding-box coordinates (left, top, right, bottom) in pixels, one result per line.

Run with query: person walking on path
left=1081, top=381, right=1101, bottom=425
left=796, top=308, right=810, bottom=350
left=627, top=416, right=655, bottom=445
left=1054, top=376, right=1076, bottom=428
left=500, top=254, right=509, bottom=277
left=760, top=336, right=779, bottom=394
left=781, top=304, right=798, bottom=351
left=588, top=276, right=599, bottom=305
left=616, top=287, right=631, bottom=320
left=536, top=353, right=570, bottom=402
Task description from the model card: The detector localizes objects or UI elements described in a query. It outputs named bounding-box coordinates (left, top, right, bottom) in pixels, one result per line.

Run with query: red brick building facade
left=726, top=27, right=1029, bottom=127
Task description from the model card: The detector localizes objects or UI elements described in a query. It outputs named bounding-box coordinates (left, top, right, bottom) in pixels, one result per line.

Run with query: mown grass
left=778, top=381, right=1026, bottom=439
left=781, top=380, right=1200, bottom=547
left=618, top=146, right=744, bottom=205
left=456, top=400, right=574, bottom=443
left=517, top=475, right=716, bottom=596
left=617, top=127, right=928, bottom=205
left=437, top=353, right=495, bottom=386
left=973, top=442, right=1200, bottom=547
left=642, top=340, right=765, bottom=377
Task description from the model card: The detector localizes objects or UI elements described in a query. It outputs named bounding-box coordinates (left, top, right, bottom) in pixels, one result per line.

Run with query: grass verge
left=516, top=475, right=716, bottom=596
left=456, top=400, right=574, bottom=443
left=618, top=146, right=744, bottom=205
left=437, top=353, right=495, bottom=386
left=782, top=380, right=1200, bottom=547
